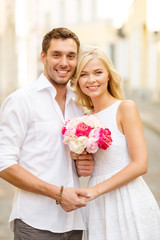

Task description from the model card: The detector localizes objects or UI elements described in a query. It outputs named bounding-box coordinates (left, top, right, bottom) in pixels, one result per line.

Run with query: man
left=0, top=27, right=94, bottom=240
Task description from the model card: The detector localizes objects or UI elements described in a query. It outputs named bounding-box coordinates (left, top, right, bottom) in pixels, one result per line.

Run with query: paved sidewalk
left=136, top=101, right=160, bottom=135
left=125, top=92, right=160, bottom=136
left=0, top=179, right=14, bottom=240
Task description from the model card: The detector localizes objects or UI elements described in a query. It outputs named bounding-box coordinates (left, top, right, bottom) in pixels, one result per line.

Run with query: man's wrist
left=56, top=186, right=64, bottom=204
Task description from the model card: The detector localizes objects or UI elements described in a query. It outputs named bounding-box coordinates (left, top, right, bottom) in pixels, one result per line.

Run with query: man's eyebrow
left=50, top=50, right=61, bottom=54
left=50, top=51, right=76, bottom=55
left=68, top=52, right=77, bottom=55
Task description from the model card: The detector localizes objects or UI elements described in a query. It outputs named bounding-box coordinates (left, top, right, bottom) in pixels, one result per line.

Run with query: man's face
left=41, top=38, right=78, bottom=87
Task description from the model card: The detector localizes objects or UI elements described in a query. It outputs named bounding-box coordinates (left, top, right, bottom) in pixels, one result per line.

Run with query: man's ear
left=40, top=51, right=46, bottom=64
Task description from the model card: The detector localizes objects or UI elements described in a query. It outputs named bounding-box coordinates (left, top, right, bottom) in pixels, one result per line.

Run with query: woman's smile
left=86, top=85, right=100, bottom=90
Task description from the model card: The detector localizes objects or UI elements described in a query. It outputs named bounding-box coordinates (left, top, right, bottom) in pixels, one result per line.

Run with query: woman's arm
left=85, top=100, right=148, bottom=201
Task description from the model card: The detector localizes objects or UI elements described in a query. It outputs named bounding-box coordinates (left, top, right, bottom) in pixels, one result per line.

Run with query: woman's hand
left=78, top=186, right=99, bottom=202
left=71, top=151, right=95, bottom=177
left=60, top=187, right=91, bottom=212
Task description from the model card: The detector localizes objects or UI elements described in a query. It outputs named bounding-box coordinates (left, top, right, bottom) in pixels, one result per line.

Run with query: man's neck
left=55, top=87, right=67, bottom=116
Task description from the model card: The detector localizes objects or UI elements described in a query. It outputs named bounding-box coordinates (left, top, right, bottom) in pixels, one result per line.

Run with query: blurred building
left=0, top=0, right=160, bottom=104
left=122, top=0, right=160, bottom=103
left=0, top=0, right=17, bottom=102
left=72, top=0, right=160, bottom=103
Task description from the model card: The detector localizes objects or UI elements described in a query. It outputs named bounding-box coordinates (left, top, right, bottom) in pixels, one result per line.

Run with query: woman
left=71, top=46, right=160, bottom=240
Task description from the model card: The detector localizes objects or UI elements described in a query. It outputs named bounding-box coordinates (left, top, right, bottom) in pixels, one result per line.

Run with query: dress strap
left=111, top=100, right=124, bottom=135
left=113, top=100, right=122, bottom=114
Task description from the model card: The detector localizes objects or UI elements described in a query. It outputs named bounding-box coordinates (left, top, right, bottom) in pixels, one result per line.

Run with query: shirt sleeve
left=0, top=90, right=31, bottom=172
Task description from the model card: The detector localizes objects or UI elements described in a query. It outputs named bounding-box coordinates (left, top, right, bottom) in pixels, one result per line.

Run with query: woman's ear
left=107, top=74, right=111, bottom=81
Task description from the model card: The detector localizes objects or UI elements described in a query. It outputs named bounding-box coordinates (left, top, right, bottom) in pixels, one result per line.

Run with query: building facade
left=0, top=0, right=159, bottom=104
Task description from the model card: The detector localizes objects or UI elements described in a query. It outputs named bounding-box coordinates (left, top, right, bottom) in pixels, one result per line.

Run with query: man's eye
left=68, top=55, right=75, bottom=59
left=53, top=54, right=60, bottom=58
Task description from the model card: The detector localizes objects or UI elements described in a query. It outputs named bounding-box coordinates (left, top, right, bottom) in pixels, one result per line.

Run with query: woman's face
left=78, top=58, right=110, bottom=99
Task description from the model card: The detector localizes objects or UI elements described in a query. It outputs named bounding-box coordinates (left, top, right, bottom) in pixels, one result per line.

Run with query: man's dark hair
left=42, top=27, right=80, bottom=54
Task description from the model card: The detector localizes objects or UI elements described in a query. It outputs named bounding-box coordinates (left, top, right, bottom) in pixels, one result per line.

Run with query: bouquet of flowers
left=62, top=115, right=112, bottom=154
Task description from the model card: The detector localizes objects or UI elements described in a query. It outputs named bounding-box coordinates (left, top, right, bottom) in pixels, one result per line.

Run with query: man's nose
left=59, top=56, right=68, bottom=67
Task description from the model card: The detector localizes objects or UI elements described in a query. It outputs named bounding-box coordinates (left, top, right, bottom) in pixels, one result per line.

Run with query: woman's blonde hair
left=71, top=46, right=124, bottom=110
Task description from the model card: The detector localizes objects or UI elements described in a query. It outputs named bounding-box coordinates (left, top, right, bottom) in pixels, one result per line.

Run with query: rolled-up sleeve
left=0, top=90, right=30, bottom=172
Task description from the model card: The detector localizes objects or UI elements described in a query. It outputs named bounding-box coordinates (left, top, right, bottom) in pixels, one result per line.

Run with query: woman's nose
left=88, top=74, right=96, bottom=83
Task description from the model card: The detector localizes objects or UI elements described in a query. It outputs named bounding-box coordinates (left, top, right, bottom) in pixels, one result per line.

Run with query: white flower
left=68, top=136, right=88, bottom=154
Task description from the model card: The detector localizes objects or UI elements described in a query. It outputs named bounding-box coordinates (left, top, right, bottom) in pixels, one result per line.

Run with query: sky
left=147, top=0, right=160, bottom=31
left=14, top=0, right=160, bottom=37
left=96, top=0, right=134, bottom=28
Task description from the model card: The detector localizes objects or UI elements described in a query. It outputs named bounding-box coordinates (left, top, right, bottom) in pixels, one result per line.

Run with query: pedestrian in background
left=71, top=45, right=160, bottom=240
left=0, top=28, right=94, bottom=240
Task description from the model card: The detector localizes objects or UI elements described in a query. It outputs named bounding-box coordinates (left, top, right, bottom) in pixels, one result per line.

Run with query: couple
left=0, top=27, right=160, bottom=240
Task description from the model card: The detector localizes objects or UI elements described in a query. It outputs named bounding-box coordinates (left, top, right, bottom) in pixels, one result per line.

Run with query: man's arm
left=0, top=93, right=90, bottom=212
left=0, top=164, right=89, bottom=211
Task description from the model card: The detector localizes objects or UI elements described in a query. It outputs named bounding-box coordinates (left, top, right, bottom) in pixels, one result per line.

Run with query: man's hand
left=60, top=187, right=90, bottom=212
left=71, top=151, right=95, bottom=177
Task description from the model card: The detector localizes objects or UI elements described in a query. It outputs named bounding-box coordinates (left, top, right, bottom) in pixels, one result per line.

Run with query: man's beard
left=48, top=72, right=69, bottom=87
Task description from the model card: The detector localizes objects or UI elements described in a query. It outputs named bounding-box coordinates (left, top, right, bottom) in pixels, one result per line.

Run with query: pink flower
left=75, top=122, right=92, bottom=137
left=62, top=126, right=67, bottom=135
left=62, top=116, right=112, bottom=154
left=62, top=120, right=71, bottom=135
left=98, top=128, right=113, bottom=150
left=86, top=139, right=98, bottom=153
left=89, top=128, right=100, bottom=141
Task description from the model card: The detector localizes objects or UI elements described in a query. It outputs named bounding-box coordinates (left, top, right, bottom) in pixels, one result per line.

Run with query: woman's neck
left=92, top=94, right=117, bottom=114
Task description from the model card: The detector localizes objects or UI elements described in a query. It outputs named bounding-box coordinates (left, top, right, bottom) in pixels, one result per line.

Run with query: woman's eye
left=96, top=71, right=102, bottom=75
left=80, top=73, right=87, bottom=77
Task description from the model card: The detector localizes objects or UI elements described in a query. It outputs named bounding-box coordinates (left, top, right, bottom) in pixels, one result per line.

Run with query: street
left=0, top=125, right=160, bottom=240
left=143, top=126, right=160, bottom=207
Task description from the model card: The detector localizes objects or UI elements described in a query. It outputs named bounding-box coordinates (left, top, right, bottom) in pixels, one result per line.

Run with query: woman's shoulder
left=118, top=100, right=139, bottom=119
left=119, top=99, right=137, bottom=111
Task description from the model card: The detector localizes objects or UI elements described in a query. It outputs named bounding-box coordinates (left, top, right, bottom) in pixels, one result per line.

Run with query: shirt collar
left=37, top=73, right=56, bottom=92
left=66, top=82, right=76, bottom=103
left=36, top=73, right=76, bottom=102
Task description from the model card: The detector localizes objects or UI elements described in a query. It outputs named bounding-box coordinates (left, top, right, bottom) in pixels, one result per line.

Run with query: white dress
left=84, top=100, right=160, bottom=240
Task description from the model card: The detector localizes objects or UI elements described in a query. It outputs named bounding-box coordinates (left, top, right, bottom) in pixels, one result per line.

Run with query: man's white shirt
left=0, top=74, right=85, bottom=232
